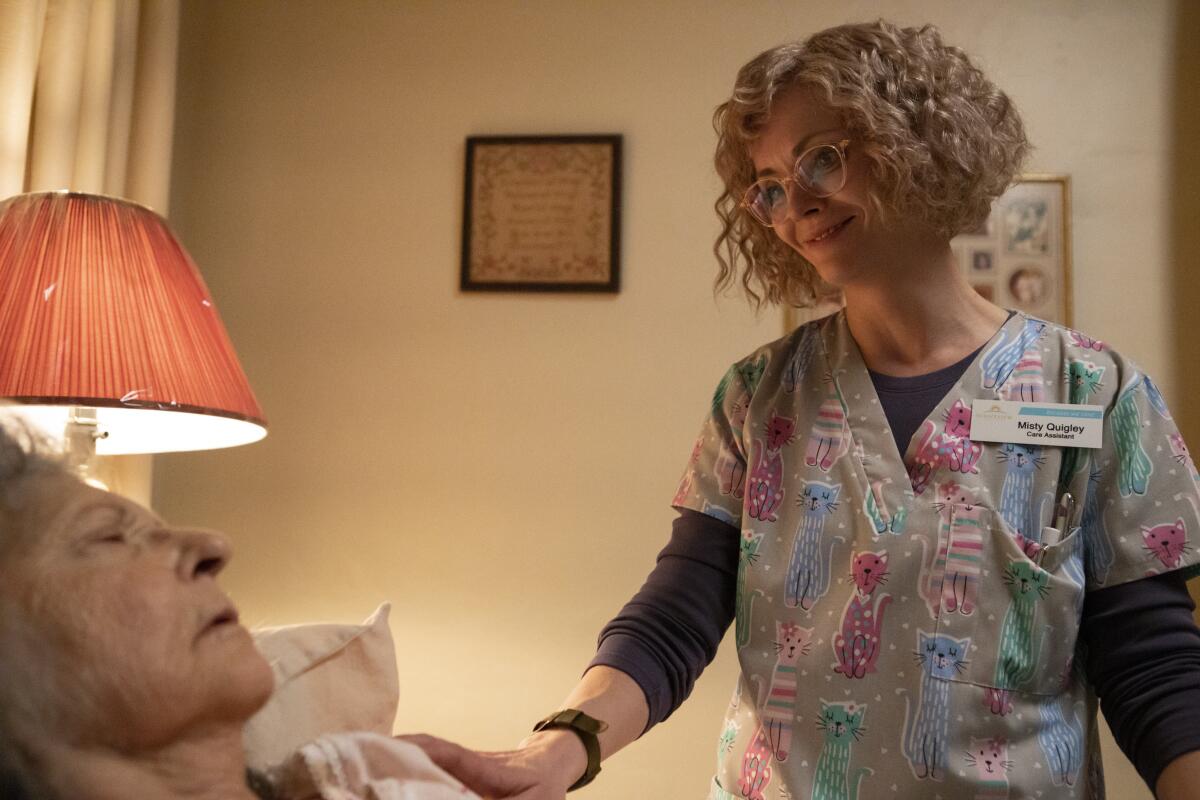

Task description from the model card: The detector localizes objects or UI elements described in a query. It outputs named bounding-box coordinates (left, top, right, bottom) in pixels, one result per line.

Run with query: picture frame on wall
left=461, top=134, right=622, bottom=293
left=954, top=174, right=1073, bottom=326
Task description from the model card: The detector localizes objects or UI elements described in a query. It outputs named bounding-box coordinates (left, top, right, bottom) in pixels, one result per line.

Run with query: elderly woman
left=0, top=424, right=472, bottom=800
left=0, top=425, right=275, bottom=799
left=409, top=19, right=1200, bottom=800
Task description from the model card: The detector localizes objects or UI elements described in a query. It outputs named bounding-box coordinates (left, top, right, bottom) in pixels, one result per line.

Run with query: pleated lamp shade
left=0, top=191, right=267, bottom=454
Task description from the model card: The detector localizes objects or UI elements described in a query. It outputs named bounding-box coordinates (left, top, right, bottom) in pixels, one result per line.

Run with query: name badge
left=970, top=400, right=1104, bottom=448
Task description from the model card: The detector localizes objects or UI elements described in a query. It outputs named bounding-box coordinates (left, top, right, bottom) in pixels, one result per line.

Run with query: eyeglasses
left=741, top=139, right=851, bottom=227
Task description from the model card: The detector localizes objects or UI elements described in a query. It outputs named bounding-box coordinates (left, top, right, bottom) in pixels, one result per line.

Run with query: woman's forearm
left=400, top=666, right=651, bottom=798
left=517, top=665, right=650, bottom=788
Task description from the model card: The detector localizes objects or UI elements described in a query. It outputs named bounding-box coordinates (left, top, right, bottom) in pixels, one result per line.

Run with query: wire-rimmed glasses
left=741, top=139, right=851, bottom=227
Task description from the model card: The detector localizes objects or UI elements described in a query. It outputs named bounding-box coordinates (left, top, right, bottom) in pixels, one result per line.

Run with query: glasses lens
left=744, top=179, right=788, bottom=226
left=797, top=145, right=845, bottom=197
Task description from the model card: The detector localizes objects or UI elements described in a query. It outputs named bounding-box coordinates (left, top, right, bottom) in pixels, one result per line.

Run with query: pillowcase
left=272, top=732, right=480, bottom=800
left=243, top=603, right=399, bottom=772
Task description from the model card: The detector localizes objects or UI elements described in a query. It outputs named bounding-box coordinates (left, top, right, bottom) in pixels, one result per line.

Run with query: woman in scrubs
left=407, top=19, right=1200, bottom=799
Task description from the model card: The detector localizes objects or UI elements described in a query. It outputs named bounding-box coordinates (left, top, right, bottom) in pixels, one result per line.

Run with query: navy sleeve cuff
left=1080, top=570, right=1200, bottom=790
left=586, top=509, right=738, bottom=735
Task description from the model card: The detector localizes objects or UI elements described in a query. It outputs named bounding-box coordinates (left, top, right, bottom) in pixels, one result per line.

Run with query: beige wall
left=160, top=1, right=1192, bottom=797
left=1174, top=4, right=1200, bottom=470
left=1174, top=0, right=1200, bottom=622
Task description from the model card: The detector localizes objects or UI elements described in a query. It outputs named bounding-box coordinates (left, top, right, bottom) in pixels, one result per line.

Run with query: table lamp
left=0, top=191, right=266, bottom=477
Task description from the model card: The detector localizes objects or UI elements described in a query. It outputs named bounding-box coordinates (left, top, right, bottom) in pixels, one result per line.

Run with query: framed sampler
left=461, top=135, right=621, bottom=293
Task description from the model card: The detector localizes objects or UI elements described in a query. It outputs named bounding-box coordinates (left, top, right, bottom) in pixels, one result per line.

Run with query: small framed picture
left=971, top=249, right=994, bottom=272
left=1003, top=199, right=1050, bottom=255
left=954, top=174, right=1072, bottom=325
left=1008, top=263, right=1049, bottom=306
left=461, top=134, right=622, bottom=293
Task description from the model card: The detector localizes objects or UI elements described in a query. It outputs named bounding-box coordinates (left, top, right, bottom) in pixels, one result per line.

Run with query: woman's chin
left=206, top=633, right=276, bottom=721
left=806, top=261, right=858, bottom=291
left=239, top=646, right=277, bottom=715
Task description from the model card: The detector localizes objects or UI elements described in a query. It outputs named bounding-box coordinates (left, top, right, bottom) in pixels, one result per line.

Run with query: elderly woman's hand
left=398, top=730, right=586, bottom=800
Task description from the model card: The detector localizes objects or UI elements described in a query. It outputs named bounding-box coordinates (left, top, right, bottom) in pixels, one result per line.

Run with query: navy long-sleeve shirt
left=589, top=343, right=1200, bottom=791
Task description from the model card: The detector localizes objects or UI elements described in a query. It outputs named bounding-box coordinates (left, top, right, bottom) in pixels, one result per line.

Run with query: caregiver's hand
left=398, top=729, right=585, bottom=800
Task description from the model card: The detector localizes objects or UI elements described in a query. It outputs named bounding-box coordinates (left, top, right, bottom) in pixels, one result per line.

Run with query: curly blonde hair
left=713, top=20, right=1030, bottom=308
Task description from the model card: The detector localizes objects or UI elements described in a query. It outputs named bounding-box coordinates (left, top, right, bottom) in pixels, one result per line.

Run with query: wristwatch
left=531, top=708, right=609, bottom=791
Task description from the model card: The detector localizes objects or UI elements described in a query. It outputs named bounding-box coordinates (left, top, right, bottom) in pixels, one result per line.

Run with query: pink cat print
left=1067, top=330, right=1106, bottom=351
left=907, top=423, right=941, bottom=496
left=984, top=688, right=1014, bottom=718
left=1142, top=518, right=1190, bottom=572
left=833, top=550, right=893, bottom=679
left=747, top=414, right=795, bottom=522
left=908, top=400, right=981, bottom=495
left=739, top=724, right=773, bottom=799
left=672, top=472, right=693, bottom=507
left=672, top=437, right=704, bottom=506
left=965, top=736, right=1012, bottom=799
left=1170, top=434, right=1199, bottom=483
left=942, top=400, right=983, bottom=473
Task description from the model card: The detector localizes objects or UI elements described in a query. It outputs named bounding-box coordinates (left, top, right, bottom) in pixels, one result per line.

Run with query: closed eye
left=101, top=528, right=126, bottom=541
left=84, top=530, right=127, bottom=547
left=71, top=502, right=138, bottom=549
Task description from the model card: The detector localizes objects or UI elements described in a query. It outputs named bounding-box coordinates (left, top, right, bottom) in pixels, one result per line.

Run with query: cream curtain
left=0, top=0, right=181, bottom=504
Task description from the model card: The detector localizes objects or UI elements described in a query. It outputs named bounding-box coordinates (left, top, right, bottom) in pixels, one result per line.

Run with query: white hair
left=0, top=418, right=75, bottom=798
left=0, top=419, right=69, bottom=530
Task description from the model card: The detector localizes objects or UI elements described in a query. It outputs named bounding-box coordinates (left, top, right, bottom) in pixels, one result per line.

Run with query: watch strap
left=532, top=708, right=609, bottom=791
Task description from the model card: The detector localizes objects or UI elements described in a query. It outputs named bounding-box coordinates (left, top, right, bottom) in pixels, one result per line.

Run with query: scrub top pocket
left=931, top=504, right=1085, bottom=700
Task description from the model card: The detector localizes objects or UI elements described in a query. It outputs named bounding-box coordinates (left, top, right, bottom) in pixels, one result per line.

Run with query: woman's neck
left=41, top=724, right=258, bottom=800
left=840, top=239, right=1009, bottom=377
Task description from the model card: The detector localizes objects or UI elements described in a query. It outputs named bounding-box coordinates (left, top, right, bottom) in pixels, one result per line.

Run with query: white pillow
left=243, top=603, right=399, bottom=772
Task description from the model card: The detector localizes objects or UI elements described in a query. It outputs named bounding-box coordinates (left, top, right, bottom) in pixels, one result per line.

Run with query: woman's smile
left=802, top=216, right=854, bottom=247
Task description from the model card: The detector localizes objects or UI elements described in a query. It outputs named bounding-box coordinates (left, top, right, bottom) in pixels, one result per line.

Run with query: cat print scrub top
left=674, top=308, right=1200, bottom=800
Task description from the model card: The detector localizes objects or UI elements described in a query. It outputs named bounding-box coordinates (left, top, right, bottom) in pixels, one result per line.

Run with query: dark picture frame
left=461, top=134, right=622, bottom=293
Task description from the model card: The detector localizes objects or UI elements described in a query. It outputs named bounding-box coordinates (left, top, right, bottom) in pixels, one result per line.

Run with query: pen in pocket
left=1044, top=492, right=1075, bottom=548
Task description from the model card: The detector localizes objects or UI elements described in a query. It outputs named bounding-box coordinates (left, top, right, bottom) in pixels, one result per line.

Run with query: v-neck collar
left=867, top=343, right=984, bottom=393
left=818, top=307, right=1027, bottom=497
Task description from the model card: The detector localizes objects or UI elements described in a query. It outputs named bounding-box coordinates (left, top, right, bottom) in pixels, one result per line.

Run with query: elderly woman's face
left=0, top=472, right=273, bottom=750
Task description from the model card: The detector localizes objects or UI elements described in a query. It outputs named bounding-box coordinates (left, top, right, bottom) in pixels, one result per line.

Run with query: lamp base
left=64, top=408, right=108, bottom=488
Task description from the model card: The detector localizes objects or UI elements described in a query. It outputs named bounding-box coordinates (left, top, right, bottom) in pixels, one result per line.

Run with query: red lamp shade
left=0, top=192, right=266, bottom=454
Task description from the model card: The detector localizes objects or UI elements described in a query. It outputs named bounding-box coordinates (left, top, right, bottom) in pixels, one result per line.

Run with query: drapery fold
left=3, top=0, right=177, bottom=207
left=0, top=0, right=181, bottom=503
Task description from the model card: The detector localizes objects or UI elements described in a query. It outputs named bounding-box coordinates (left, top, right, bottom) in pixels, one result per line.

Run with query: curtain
left=0, top=0, right=181, bottom=504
